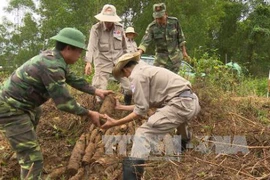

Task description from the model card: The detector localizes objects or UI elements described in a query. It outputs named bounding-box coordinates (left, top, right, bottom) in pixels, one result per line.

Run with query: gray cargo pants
left=131, top=93, right=200, bottom=159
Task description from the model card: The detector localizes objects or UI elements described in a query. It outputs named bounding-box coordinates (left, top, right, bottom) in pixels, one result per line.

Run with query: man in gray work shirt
left=102, top=52, right=200, bottom=179
left=84, top=4, right=132, bottom=104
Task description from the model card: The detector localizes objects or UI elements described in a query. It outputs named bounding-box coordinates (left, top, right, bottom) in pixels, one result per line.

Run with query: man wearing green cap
left=138, top=3, right=188, bottom=73
left=0, top=27, right=112, bottom=179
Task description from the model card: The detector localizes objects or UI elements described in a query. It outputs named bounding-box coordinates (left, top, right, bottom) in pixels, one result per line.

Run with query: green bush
left=191, top=53, right=267, bottom=97
left=70, top=57, right=94, bottom=83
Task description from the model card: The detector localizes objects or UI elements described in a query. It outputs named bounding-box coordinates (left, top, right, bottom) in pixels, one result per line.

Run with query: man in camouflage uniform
left=138, top=3, right=188, bottom=73
left=0, top=27, right=111, bottom=179
left=84, top=4, right=133, bottom=105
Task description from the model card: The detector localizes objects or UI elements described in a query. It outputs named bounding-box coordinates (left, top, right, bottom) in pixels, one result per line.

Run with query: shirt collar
left=53, top=49, right=68, bottom=66
left=102, top=22, right=115, bottom=31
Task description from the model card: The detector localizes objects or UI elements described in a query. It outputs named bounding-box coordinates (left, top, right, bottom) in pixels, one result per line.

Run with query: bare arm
left=182, top=45, right=188, bottom=58
left=115, top=99, right=134, bottom=111
left=85, top=25, right=98, bottom=75
left=101, top=112, right=139, bottom=129
left=87, top=110, right=106, bottom=127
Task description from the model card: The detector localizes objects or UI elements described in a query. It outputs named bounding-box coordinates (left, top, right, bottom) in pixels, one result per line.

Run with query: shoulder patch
left=167, top=16, right=178, bottom=21
left=167, top=16, right=179, bottom=26
left=148, top=20, right=157, bottom=27
left=131, top=83, right=136, bottom=93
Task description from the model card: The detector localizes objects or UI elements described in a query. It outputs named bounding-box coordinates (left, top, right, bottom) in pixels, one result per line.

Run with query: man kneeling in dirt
left=101, top=52, right=201, bottom=179
left=0, top=27, right=111, bottom=179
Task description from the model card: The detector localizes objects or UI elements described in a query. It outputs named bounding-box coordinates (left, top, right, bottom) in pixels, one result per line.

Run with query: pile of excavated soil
left=1, top=87, right=270, bottom=179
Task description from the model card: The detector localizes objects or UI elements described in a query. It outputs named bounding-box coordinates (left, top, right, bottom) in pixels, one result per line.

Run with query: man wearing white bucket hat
left=125, top=27, right=138, bottom=53
left=85, top=4, right=133, bottom=105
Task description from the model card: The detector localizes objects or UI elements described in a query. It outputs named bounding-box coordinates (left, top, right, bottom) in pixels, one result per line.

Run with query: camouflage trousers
left=154, top=52, right=183, bottom=73
left=154, top=60, right=181, bottom=74
left=0, top=100, right=43, bottom=180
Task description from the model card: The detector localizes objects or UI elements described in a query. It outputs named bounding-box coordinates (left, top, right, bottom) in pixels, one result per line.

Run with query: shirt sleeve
left=134, top=41, right=138, bottom=50
left=138, top=24, right=154, bottom=53
left=122, top=27, right=128, bottom=54
left=41, top=65, right=89, bottom=116
left=177, top=20, right=186, bottom=47
left=132, top=75, right=150, bottom=116
left=85, top=26, right=98, bottom=63
left=65, top=67, right=96, bottom=94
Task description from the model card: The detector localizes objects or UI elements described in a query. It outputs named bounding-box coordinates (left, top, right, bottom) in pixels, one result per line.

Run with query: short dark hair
left=124, top=60, right=138, bottom=69
left=55, top=41, right=77, bottom=51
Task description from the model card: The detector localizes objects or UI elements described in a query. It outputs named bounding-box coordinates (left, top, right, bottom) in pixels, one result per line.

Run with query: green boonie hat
left=153, top=3, right=166, bottom=18
left=50, top=27, right=87, bottom=50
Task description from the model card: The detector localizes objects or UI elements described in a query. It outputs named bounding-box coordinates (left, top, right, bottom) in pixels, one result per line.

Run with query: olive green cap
left=50, top=27, right=87, bottom=50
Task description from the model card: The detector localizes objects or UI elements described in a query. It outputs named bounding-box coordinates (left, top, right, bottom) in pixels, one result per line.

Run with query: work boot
left=124, top=94, right=132, bottom=105
left=181, top=130, right=193, bottom=152
left=181, top=139, right=190, bottom=152
left=176, top=123, right=192, bottom=152
left=123, top=157, right=144, bottom=180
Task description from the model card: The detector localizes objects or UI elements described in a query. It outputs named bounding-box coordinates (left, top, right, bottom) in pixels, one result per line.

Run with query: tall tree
left=1, top=0, right=269, bottom=76
left=234, top=0, right=270, bottom=76
left=214, top=1, right=246, bottom=63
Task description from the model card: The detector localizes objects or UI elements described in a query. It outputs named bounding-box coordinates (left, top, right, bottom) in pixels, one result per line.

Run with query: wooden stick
left=192, top=156, right=256, bottom=179
left=24, top=163, right=34, bottom=179
left=228, top=112, right=260, bottom=127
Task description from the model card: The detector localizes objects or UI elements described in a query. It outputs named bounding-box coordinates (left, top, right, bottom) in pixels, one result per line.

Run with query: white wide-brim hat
left=95, top=4, right=121, bottom=22
left=125, top=27, right=138, bottom=36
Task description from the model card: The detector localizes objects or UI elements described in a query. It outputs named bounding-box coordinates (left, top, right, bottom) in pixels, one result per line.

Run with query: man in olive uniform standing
left=0, top=27, right=111, bottom=179
left=102, top=52, right=200, bottom=179
left=138, top=3, right=188, bottom=73
left=84, top=4, right=132, bottom=105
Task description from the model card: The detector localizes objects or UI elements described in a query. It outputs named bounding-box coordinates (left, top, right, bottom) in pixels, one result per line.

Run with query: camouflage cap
left=153, top=3, right=166, bottom=18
